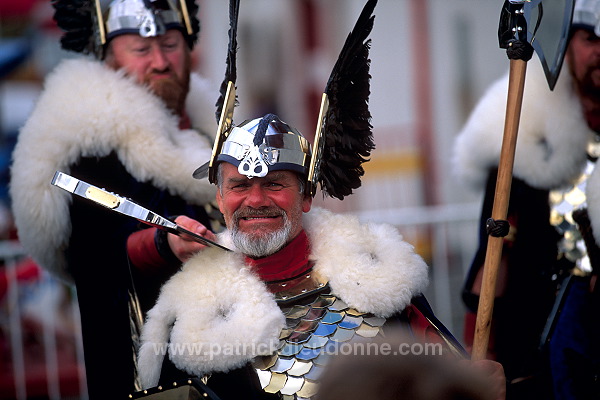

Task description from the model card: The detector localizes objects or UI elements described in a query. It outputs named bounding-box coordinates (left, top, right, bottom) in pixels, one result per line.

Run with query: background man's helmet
left=106, top=0, right=187, bottom=41
left=573, top=0, right=600, bottom=36
left=52, top=0, right=200, bottom=58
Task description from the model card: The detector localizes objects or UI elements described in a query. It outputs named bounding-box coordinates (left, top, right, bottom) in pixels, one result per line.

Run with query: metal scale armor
left=252, top=271, right=387, bottom=399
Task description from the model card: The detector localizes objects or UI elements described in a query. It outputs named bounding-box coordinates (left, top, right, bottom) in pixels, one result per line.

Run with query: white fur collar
left=10, top=58, right=218, bottom=281
left=452, top=57, right=593, bottom=191
left=452, top=58, right=600, bottom=247
left=137, top=207, right=429, bottom=387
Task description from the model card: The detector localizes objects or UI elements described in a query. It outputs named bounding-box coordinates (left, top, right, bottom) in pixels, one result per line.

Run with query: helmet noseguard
left=52, top=0, right=199, bottom=58
left=573, top=0, right=600, bottom=36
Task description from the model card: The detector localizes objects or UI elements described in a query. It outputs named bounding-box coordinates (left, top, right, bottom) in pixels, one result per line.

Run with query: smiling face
left=104, top=29, right=191, bottom=116
left=216, top=163, right=312, bottom=257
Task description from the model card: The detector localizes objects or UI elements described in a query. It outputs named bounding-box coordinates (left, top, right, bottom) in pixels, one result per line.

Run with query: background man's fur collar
left=452, top=58, right=600, bottom=247
left=453, top=57, right=593, bottom=192
left=10, top=58, right=218, bottom=280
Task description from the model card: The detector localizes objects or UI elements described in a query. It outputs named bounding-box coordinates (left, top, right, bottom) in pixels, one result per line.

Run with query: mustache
left=580, top=82, right=600, bottom=99
left=233, top=207, right=284, bottom=220
left=581, top=66, right=600, bottom=93
left=145, top=67, right=178, bottom=82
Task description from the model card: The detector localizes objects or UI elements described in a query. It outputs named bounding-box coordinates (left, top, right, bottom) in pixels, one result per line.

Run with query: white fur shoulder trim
left=452, top=57, right=592, bottom=191
left=137, top=246, right=285, bottom=387
left=305, top=208, right=429, bottom=317
left=9, top=58, right=218, bottom=280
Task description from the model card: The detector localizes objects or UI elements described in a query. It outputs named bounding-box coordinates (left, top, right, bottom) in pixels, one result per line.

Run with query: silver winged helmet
left=194, top=0, right=378, bottom=200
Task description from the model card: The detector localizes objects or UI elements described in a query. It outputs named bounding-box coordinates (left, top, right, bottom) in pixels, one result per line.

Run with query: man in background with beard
left=9, top=0, right=218, bottom=398
left=453, top=0, right=600, bottom=398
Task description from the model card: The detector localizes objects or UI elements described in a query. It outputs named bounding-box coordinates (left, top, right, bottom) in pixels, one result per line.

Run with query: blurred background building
left=0, top=0, right=512, bottom=398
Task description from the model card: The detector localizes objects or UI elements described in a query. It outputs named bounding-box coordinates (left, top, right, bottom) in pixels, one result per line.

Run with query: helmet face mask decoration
left=52, top=0, right=199, bottom=58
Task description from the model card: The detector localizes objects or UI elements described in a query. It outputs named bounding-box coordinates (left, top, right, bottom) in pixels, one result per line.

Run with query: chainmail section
left=549, top=138, right=600, bottom=275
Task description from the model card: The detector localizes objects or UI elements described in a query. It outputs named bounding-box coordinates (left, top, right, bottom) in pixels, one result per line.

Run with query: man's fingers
left=173, top=216, right=213, bottom=242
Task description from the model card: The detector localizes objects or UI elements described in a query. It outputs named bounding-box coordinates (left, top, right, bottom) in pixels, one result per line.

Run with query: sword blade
left=51, top=171, right=230, bottom=251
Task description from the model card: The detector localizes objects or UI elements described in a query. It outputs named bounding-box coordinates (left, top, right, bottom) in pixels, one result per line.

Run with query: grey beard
left=231, top=216, right=292, bottom=257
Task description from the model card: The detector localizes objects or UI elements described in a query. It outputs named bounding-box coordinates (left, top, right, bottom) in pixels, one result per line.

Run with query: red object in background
left=0, top=0, right=40, bottom=18
left=0, top=257, right=41, bottom=299
left=0, top=258, right=84, bottom=398
left=0, top=316, right=83, bottom=399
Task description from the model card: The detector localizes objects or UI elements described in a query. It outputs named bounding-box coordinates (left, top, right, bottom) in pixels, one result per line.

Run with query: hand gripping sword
left=471, top=0, right=574, bottom=361
left=51, top=171, right=231, bottom=252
